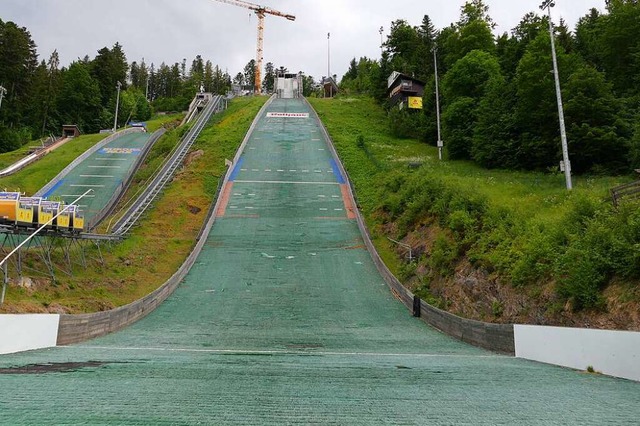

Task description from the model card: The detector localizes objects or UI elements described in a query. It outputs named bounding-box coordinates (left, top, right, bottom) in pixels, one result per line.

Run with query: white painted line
left=265, top=169, right=272, bottom=172
left=314, top=170, right=322, bottom=173
left=241, top=169, right=248, bottom=171
left=252, top=169, right=259, bottom=172
left=327, top=170, right=333, bottom=173
left=277, top=169, right=284, bottom=172
left=245, top=206, right=255, bottom=210
left=249, top=147, right=256, bottom=150
left=70, top=184, right=105, bottom=188
left=88, top=165, right=121, bottom=169
left=67, top=346, right=508, bottom=359
left=320, top=208, right=328, bottom=211
left=318, top=195, right=326, bottom=198
left=334, top=209, right=343, bottom=211
left=234, top=180, right=340, bottom=186
left=289, top=170, right=297, bottom=172
left=318, top=148, right=325, bottom=151
left=229, top=206, right=238, bottom=209
left=79, top=175, right=114, bottom=178
left=248, top=194, right=256, bottom=196
left=332, top=195, right=340, bottom=198
left=302, top=170, right=309, bottom=173
left=233, top=193, right=243, bottom=196
left=312, top=138, right=321, bottom=141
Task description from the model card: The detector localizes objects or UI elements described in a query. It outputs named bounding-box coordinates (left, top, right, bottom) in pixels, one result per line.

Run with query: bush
left=429, top=231, right=458, bottom=276
left=388, top=108, right=425, bottom=140
left=0, top=126, right=31, bottom=153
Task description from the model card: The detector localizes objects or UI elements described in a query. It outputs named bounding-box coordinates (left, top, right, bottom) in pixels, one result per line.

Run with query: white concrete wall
left=276, top=78, right=296, bottom=98
left=515, top=325, right=640, bottom=382
left=0, top=314, right=60, bottom=355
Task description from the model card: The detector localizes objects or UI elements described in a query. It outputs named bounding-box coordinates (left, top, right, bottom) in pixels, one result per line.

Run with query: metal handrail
left=111, top=96, right=223, bottom=235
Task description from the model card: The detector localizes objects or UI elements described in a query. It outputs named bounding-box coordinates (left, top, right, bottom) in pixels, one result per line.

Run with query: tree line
left=0, top=18, right=241, bottom=152
left=340, top=0, right=640, bottom=174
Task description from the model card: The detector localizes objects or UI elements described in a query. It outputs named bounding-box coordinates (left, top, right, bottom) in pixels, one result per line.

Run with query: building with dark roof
left=387, top=72, right=425, bottom=110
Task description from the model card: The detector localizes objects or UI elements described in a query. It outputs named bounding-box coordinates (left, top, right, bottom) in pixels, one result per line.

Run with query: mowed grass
left=309, top=97, right=627, bottom=222
left=0, top=114, right=182, bottom=195
left=0, top=97, right=267, bottom=313
left=0, top=134, right=108, bottom=195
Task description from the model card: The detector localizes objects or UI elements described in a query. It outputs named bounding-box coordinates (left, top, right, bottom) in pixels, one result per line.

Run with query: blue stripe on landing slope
left=42, top=179, right=65, bottom=198
left=229, top=158, right=244, bottom=182
left=330, top=159, right=345, bottom=184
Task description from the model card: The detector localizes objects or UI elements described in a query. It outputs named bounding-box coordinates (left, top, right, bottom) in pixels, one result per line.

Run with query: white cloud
left=1, top=0, right=606, bottom=81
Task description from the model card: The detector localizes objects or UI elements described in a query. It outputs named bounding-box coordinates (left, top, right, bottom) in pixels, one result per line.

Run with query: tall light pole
left=113, top=81, right=122, bottom=132
left=0, top=86, right=7, bottom=111
left=432, top=46, right=443, bottom=161
left=541, top=0, right=572, bottom=190
left=379, top=26, right=384, bottom=54
left=327, top=32, right=331, bottom=78
left=327, top=32, right=332, bottom=97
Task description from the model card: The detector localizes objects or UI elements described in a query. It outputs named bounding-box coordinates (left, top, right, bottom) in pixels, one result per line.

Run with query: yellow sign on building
left=408, top=97, right=423, bottom=109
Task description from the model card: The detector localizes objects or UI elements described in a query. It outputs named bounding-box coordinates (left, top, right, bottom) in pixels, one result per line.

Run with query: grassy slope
left=0, top=98, right=267, bottom=313
left=0, top=114, right=181, bottom=195
left=309, top=96, right=640, bottom=329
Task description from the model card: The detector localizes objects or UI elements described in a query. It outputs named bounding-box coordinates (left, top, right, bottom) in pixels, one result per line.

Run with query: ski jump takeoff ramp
left=0, top=98, right=637, bottom=424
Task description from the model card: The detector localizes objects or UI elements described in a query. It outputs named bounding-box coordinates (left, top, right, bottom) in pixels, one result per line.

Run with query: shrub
left=429, top=231, right=458, bottom=276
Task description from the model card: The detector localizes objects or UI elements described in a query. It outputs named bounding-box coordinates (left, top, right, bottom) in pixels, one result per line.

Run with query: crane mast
left=212, top=0, right=295, bottom=94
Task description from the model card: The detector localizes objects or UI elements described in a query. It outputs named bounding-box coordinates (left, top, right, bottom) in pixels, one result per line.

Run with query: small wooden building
left=322, top=76, right=339, bottom=98
left=387, top=72, right=425, bottom=110
left=62, top=125, right=81, bottom=138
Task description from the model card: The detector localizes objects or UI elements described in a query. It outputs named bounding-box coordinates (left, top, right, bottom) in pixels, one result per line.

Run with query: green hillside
left=310, top=96, right=640, bottom=330
left=0, top=98, right=266, bottom=313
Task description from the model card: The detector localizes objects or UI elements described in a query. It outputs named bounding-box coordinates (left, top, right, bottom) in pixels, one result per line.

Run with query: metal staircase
left=111, top=95, right=224, bottom=235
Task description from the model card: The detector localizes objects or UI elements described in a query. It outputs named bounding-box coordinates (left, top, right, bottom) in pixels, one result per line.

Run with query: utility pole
left=432, top=46, right=443, bottom=161
left=327, top=32, right=332, bottom=97
left=540, top=0, right=572, bottom=190
left=0, top=86, right=7, bottom=111
left=113, top=81, right=122, bottom=132
left=328, top=33, right=332, bottom=96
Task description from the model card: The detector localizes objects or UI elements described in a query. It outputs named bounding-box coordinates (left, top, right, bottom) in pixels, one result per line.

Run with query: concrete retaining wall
left=306, top=98, right=515, bottom=355
left=515, top=325, right=640, bottom=381
left=57, top=96, right=275, bottom=345
left=0, top=314, right=59, bottom=354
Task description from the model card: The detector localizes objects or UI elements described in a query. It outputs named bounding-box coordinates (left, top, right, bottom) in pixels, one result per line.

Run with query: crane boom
left=212, top=0, right=295, bottom=93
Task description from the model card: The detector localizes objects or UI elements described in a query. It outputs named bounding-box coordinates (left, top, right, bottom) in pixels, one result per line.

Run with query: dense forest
left=340, top=0, right=640, bottom=175
left=0, top=18, right=315, bottom=152
left=0, top=17, right=235, bottom=150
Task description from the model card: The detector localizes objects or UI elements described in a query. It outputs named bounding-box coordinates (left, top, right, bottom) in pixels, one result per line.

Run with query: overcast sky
left=1, top=0, right=606, bottom=81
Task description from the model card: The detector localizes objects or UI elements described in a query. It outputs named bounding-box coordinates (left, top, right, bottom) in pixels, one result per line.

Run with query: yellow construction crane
left=212, top=0, right=295, bottom=93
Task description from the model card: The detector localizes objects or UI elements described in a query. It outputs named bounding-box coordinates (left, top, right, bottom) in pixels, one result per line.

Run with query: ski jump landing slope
left=0, top=98, right=637, bottom=425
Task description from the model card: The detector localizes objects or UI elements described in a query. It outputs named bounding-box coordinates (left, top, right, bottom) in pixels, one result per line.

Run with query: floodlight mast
left=432, top=46, right=443, bottom=161
left=212, top=0, right=295, bottom=94
left=113, top=81, right=122, bottom=132
left=540, top=0, right=572, bottom=190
